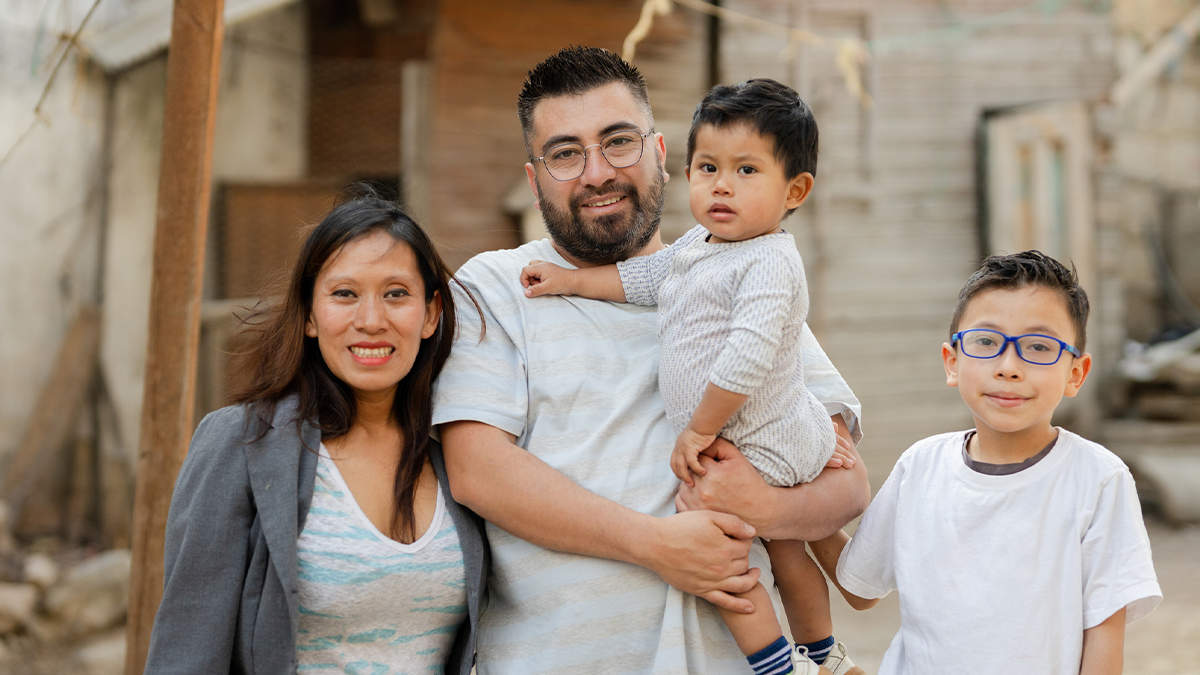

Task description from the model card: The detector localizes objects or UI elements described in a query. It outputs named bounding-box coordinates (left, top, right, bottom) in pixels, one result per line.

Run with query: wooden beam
left=124, top=0, right=225, bottom=672
left=0, top=306, right=100, bottom=517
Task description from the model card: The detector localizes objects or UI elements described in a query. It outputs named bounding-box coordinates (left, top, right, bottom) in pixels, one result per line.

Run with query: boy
left=521, top=79, right=866, bottom=675
left=836, top=251, right=1162, bottom=674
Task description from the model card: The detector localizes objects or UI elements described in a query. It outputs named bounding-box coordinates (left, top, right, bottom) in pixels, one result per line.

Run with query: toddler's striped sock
left=748, top=636, right=793, bottom=675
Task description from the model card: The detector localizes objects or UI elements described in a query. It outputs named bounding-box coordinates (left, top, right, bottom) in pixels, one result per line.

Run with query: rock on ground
left=0, top=583, right=38, bottom=634
left=44, top=549, right=130, bottom=638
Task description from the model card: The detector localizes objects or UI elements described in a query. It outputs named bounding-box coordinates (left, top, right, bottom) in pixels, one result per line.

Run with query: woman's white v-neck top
left=295, top=446, right=467, bottom=673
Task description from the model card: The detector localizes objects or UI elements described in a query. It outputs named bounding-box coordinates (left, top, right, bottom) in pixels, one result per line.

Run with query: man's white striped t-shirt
left=432, top=238, right=861, bottom=675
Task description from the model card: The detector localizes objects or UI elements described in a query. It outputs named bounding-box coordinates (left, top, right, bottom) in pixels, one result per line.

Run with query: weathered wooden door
left=983, top=100, right=1095, bottom=289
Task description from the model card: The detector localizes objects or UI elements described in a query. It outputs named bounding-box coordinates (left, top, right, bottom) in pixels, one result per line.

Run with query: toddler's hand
left=672, top=428, right=718, bottom=487
left=521, top=260, right=573, bottom=297
left=824, top=432, right=855, bottom=469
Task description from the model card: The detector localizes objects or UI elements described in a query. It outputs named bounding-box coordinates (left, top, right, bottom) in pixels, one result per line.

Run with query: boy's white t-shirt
left=837, top=428, right=1161, bottom=675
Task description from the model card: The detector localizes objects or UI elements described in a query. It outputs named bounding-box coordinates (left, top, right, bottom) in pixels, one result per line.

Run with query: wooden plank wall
left=424, top=0, right=706, bottom=270
left=721, top=0, right=1114, bottom=486
left=422, top=0, right=1113, bottom=488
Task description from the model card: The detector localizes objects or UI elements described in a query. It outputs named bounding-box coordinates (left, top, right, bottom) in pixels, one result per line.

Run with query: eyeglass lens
left=959, top=329, right=1063, bottom=364
left=543, top=131, right=644, bottom=180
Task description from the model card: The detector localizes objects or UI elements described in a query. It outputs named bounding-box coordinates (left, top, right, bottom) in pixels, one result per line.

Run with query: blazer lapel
left=243, top=395, right=320, bottom=637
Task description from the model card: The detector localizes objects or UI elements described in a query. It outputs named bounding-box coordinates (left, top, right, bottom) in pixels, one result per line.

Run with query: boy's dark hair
left=517, top=46, right=654, bottom=158
left=950, top=250, right=1090, bottom=351
left=687, top=78, right=818, bottom=215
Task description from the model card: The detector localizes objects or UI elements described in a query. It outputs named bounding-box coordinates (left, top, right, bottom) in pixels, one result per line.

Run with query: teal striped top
left=296, top=449, right=467, bottom=673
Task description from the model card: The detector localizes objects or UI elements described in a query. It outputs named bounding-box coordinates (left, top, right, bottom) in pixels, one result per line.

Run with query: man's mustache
left=569, top=182, right=638, bottom=210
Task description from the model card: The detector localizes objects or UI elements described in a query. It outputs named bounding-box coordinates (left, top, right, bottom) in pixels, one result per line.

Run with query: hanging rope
left=622, top=0, right=873, bottom=108
left=0, top=0, right=104, bottom=173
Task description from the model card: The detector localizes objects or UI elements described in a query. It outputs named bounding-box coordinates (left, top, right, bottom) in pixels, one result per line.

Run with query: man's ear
left=654, top=132, right=669, bottom=184
left=1063, top=352, right=1093, bottom=398
left=785, top=173, right=815, bottom=211
left=525, top=163, right=542, bottom=211
left=942, top=342, right=959, bottom=387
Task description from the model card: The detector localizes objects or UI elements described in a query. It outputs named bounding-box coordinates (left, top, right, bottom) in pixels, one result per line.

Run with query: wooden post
left=124, top=0, right=224, bottom=672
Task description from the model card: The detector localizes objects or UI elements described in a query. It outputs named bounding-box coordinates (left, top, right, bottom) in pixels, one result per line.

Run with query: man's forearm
left=756, top=441, right=869, bottom=541
left=676, top=415, right=871, bottom=541
left=438, top=420, right=764, bottom=612
left=440, top=421, right=648, bottom=561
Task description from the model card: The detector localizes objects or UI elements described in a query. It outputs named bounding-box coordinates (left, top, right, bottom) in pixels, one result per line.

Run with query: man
left=432, top=46, right=869, bottom=674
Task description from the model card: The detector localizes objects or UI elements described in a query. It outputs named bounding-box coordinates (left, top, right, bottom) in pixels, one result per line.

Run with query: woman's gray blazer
left=144, top=394, right=488, bottom=675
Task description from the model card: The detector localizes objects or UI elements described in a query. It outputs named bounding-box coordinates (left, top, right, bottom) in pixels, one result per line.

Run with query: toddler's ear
left=942, top=343, right=959, bottom=387
left=785, top=172, right=815, bottom=211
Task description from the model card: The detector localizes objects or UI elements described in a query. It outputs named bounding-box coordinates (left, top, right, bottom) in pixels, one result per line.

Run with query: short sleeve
left=836, top=461, right=903, bottom=599
left=1080, top=469, right=1162, bottom=628
left=800, top=323, right=863, bottom=443
left=617, top=225, right=706, bottom=306
left=431, top=260, right=530, bottom=439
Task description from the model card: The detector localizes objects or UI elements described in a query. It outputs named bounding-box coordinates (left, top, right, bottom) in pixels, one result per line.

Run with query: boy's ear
left=785, top=172, right=815, bottom=211
left=942, top=342, right=959, bottom=387
left=1062, top=352, right=1093, bottom=398
left=525, top=162, right=542, bottom=211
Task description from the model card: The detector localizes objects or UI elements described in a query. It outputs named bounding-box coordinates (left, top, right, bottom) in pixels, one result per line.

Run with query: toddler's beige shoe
left=820, top=642, right=866, bottom=675
left=790, top=644, right=835, bottom=675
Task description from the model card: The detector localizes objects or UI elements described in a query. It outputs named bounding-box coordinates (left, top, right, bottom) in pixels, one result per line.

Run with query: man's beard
left=535, top=160, right=665, bottom=266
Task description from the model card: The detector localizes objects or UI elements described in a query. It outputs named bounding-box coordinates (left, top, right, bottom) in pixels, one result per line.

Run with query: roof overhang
left=81, top=0, right=300, bottom=72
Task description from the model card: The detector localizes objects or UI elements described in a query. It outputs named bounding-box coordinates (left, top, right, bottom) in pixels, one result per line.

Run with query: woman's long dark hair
left=227, top=195, right=478, bottom=541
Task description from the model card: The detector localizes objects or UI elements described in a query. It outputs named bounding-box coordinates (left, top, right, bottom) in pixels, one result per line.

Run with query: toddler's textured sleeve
left=617, top=225, right=703, bottom=306
left=1080, top=467, right=1162, bottom=628
left=708, top=248, right=802, bottom=395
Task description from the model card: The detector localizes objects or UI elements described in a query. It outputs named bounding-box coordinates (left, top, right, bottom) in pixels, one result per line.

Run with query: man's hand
left=672, top=428, right=717, bottom=486
left=441, top=421, right=764, bottom=613
left=521, top=259, right=575, bottom=297
left=638, top=510, right=762, bottom=614
left=675, top=415, right=870, bottom=541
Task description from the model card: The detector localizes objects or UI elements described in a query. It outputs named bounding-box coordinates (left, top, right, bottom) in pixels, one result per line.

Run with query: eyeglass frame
left=532, top=129, right=655, bottom=182
left=950, top=328, right=1082, bottom=366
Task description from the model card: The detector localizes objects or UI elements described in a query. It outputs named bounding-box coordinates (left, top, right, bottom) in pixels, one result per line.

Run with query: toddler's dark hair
left=950, top=250, right=1089, bottom=351
left=686, top=78, right=817, bottom=217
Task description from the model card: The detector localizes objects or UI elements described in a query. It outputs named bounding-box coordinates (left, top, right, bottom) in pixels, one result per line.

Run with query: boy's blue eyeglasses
left=951, top=329, right=1081, bottom=366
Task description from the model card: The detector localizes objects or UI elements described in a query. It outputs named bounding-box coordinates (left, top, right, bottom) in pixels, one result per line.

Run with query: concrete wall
left=99, top=2, right=309, bottom=472
left=0, top=0, right=111, bottom=470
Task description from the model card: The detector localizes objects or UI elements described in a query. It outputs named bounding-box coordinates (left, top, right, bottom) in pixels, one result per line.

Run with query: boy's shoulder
left=1052, top=428, right=1133, bottom=478
left=894, top=429, right=967, bottom=468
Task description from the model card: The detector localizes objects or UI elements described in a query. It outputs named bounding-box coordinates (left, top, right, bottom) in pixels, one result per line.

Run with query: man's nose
left=579, top=144, right=617, bottom=187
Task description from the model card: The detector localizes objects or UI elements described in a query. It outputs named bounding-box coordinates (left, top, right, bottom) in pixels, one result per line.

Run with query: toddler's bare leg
left=764, top=538, right=832, bottom=644
left=717, top=581, right=784, bottom=656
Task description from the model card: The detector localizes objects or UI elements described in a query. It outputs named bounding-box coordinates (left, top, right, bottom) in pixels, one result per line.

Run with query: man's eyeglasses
left=533, top=130, right=653, bottom=181
left=951, top=329, right=1081, bottom=366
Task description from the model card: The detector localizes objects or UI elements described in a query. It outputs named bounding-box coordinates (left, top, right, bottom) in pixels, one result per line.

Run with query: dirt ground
left=4, top=518, right=1197, bottom=673
left=826, top=515, right=1200, bottom=674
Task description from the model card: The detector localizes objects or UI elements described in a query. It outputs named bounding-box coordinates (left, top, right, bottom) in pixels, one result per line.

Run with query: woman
left=145, top=196, right=487, bottom=675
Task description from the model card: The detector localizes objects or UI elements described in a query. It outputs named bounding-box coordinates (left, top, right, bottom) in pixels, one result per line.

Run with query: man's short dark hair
left=517, top=46, right=654, bottom=157
left=950, top=250, right=1090, bottom=351
left=686, top=78, right=818, bottom=190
